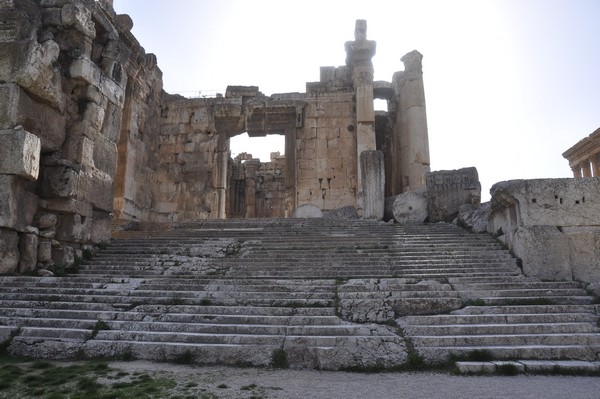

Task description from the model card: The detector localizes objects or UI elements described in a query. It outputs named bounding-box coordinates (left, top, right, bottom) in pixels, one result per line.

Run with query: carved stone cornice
left=563, top=127, right=600, bottom=165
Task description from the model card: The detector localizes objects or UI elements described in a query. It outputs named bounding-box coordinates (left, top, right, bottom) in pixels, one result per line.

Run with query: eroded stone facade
left=0, top=1, right=432, bottom=274
left=490, top=178, right=600, bottom=282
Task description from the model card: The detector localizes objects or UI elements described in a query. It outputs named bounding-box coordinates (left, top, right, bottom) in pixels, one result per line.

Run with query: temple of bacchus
left=0, top=0, right=430, bottom=273
left=5, top=0, right=600, bottom=374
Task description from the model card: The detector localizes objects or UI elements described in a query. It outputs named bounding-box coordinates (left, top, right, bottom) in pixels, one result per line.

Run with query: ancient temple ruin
left=0, top=0, right=431, bottom=274
left=563, top=127, right=600, bottom=178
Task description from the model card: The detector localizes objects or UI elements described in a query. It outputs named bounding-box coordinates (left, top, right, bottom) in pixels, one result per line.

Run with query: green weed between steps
left=0, top=356, right=178, bottom=398
left=0, top=355, right=293, bottom=398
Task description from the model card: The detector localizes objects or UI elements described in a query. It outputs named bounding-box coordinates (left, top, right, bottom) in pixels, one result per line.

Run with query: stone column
left=592, top=154, right=600, bottom=177
left=394, top=50, right=431, bottom=192
left=571, top=165, right=582, bottom=178
left=582, top=160, right=592, bottom=177
left=215, top=133, right=229, bottom=219
left=345, top=20, right=377, bottom=213
left=245, top=160, right=260, bottom=218
left=360, top=150, right=385, bottom=219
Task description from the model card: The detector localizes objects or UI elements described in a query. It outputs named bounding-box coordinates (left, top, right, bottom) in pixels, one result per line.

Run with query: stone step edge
left=455, top=360, right=600, bottom=375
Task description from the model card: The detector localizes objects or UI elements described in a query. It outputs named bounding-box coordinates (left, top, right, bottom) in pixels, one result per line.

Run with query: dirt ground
left=109, top=360, right=600, bottom=399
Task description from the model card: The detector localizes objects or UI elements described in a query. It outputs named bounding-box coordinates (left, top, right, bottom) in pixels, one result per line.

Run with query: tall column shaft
left=394, top=50, right=430, bottom=192
left=345, top=20, right=377, bottom=214
left=582, top=161, right=592, bottom=177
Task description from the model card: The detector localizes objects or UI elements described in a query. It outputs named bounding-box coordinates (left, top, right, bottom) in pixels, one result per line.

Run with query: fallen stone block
left=294, top=204, right=323, bottom=218
left=427, top=167, right=481, bottom=223
left=392, top=190, right=427, bottom=224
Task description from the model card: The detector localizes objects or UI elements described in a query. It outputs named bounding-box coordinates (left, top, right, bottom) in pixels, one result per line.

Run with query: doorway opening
left=230, top=133, right=285, bottom=162
left=227, top=132, right=288, bottom=218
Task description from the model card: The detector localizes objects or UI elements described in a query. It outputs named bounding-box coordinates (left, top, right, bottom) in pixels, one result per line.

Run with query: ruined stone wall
left=490, top=178, right=600, bottom=283
left=0, top=0, right=164, bottom=273
left=298, top=67, right=358, bottom=211
left=152, top=96, right=222, bottom=221
left=0, top=7, right=433, bottom=274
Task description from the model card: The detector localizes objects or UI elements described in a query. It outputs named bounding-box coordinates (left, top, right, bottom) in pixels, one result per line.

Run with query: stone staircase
left=0, top=218, right=598, bottom=370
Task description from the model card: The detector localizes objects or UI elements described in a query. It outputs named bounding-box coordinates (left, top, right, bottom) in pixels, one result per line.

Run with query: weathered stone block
left=0, top=128, right=41, bottom=180
left=18, top=232, right=38, bottom=273
left=392, top=190, right=428, bottom=224
left=456, top=202, right=491, bottom=233
left=40, top=165, right=79, bottom=198
left=52, top=244, right=74, bottom=268
left=16, top=40, right=63, bottom=110
left=0, top=83, right=66, bottom=152
left=55, top=213, right=91, bottom=243
left=0, top=175, right=37, bottom=231
left=294, top=204, right=323, bottom=218
left=64, top=135, right=94, bottom=167
left=427, top=167, right=481, bottom=223
left=78, top=170, right=114, bottom=212
left=99, top=74, right=125, bottom=106
left=37, top=238, right=52, bottom=263
left=69, top=57, right=100, bottom=86
left=38, top=213, right=57, bottom=230
left=83, top=101, right=105, bottom=133
left=41, top=198, right=92, bottom=218
left=360, top=150, right=385, bottom=219
left=490, top=178, right=600, bottom=227
left=61, top=3, right=95, bottom=39
left=562, top=226, right=600, bottom=283
left=513, top=226, right=572, bottom=281
left=90, top=210, right=111, bottom=244
left=0, top=228, right=19, bottom=274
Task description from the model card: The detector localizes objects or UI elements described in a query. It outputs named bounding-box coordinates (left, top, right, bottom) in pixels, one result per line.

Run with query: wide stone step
left=401, top=312, right=598, bottom=326
left=338, top=291, right=461, bottom=299
left=451, top=304, right=597, bottom=315
left=417, top=345, right=600, bottom=363
left=92, top=330, right=362, bottom=346
left=459, top=288, right=589, bottom=298
left=404, top=322, right=599, bottom=336
left=99, top=321, right=363, bottom=337
left=453, top=281, right=584, bottom=290
left=19, top=327, right=91, bottom=340
left=477, top=296, right=594, bottom=306
left=412, top=333, right=600, bottom=347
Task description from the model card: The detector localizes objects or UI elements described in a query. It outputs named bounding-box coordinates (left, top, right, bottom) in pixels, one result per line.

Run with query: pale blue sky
left=113, top=0, right=600, bottom=200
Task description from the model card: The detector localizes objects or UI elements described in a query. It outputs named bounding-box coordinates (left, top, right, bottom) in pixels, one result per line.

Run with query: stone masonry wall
left=490, top=178, right=600, bottom=283
left=0, top=0, right=163, bottom=273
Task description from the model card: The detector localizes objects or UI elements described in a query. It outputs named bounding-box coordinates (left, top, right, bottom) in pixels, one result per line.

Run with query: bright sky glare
left=113, top=0, right=600, bottom=201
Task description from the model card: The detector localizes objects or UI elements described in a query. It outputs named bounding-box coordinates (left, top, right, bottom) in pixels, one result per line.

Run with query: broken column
left=360, top=151, right=385, bottom=219
left=394, top=50, right=431, bottom=192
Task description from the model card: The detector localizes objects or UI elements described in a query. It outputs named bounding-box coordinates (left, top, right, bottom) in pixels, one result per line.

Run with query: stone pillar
left=360, top=150, right=385, bottom=219
left=215, top=133, right=229, bottom=219
left=345, top=20, right=376, bottom=213
left=582, top=160, right=592, bottom=177
left=592, top=154, right=600, bottom=177
left=571, top=165, right=582, bottom=178
left=245, top=160, right=260, bottom=218
left=394, top=50, right=431, bottom=192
